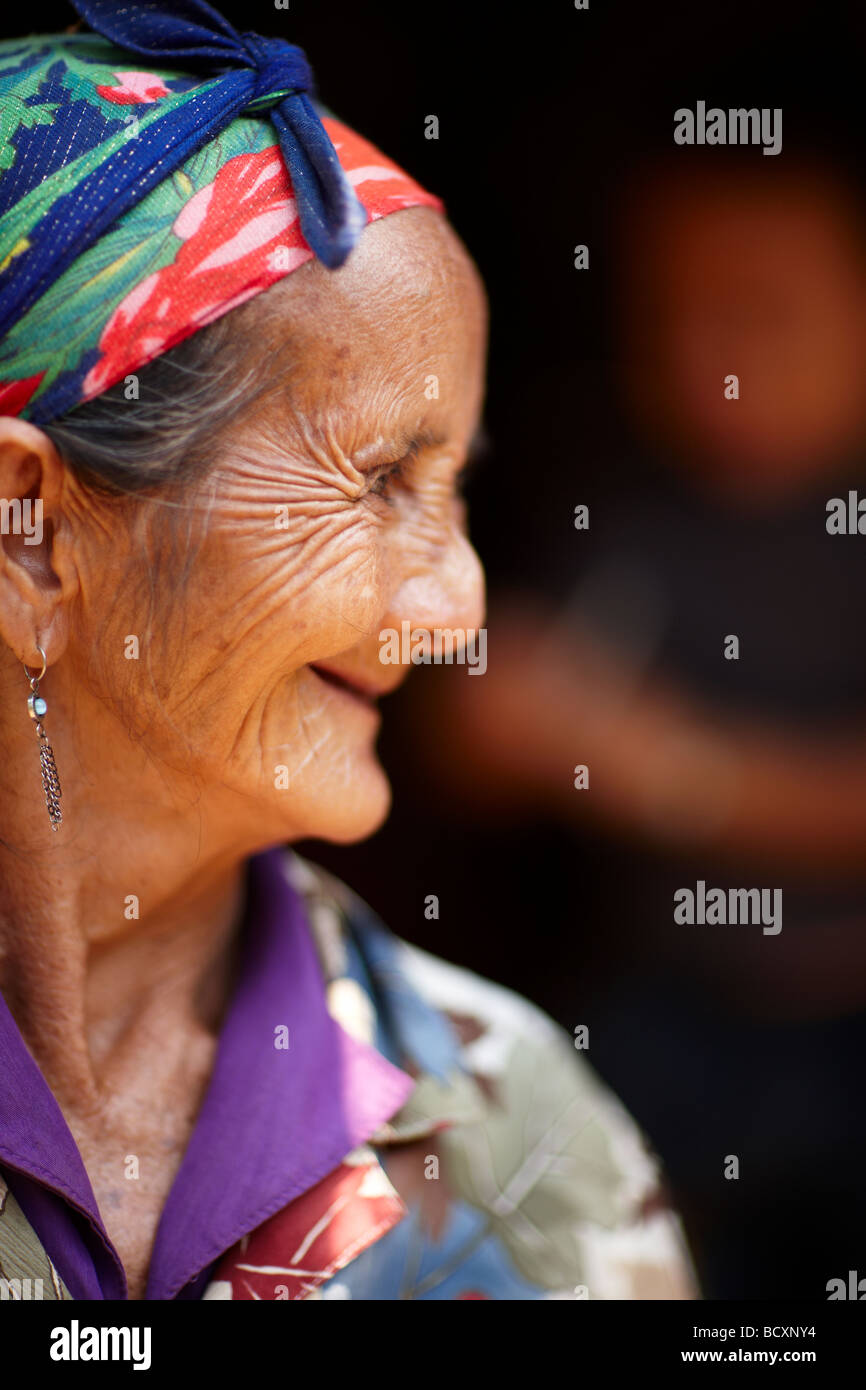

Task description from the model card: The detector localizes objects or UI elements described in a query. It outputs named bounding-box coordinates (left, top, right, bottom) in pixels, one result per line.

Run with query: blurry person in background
left=438, top=153, right=866, bottom=1007
left=420, top=152, right=866, bottom=1295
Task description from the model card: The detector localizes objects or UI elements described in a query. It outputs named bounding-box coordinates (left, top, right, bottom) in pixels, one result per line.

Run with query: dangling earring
left=22, top=645, right=62, bottom=832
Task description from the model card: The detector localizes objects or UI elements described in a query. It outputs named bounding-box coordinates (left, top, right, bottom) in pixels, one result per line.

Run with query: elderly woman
left=0, top=0, right=694, bottom=1301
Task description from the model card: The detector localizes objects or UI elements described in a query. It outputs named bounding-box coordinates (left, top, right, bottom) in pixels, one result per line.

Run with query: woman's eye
left=367, top=459, right=406, bottom=499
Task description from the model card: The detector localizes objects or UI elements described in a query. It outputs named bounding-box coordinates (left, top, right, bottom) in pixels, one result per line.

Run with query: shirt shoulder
left=286, top=851, right=697, bottom=1300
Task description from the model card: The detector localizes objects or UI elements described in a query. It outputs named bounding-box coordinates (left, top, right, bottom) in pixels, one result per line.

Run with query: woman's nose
left=383, top=532, right=486, bottom=658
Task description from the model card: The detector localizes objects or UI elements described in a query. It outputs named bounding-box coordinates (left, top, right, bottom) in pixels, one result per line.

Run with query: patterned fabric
left=0, top=1179, right=69, bottom=1301
left=202, top=1151, right=407, bottom=1302
left=0, top=27, right=442, bottom=424
left=59, top=0, right=366, bottom=270
left=206, top=853, right=698, bottom=1301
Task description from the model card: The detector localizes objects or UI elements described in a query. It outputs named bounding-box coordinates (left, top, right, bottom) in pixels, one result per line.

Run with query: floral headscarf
left=0, top=11, right=443, bottom=424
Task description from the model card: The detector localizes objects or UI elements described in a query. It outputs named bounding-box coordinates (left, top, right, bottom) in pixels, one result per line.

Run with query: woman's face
left=64, top=207, right=487, bottom=849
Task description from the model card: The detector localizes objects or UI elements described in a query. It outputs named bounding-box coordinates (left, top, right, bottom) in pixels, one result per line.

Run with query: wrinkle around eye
left=231, top=417, right=371, bottom=505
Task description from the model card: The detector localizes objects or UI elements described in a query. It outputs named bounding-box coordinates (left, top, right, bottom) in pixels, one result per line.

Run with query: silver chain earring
left=23, top=646, right=62, bottom=832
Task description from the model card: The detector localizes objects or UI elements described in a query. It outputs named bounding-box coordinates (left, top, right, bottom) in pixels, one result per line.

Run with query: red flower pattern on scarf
left=0, top=372, right=46, bottom=415
left=81, top=119, right=442, bottom=403
left=95, top=70, right=172, bottom=104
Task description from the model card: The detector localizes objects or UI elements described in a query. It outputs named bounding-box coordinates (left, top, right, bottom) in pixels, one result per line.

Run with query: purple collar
left=0, top=847, right=415, bottom=1299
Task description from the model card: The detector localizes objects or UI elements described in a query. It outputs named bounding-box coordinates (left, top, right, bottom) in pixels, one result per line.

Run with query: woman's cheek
left=306, top=515, right=389, bottom=642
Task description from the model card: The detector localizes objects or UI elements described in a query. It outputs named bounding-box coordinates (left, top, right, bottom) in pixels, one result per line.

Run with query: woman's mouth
left=309, top=663, right=380, bottom=706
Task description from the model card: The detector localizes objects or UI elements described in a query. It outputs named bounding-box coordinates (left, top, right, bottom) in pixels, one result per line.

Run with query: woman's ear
left=0, top=416, right=73, bottom=669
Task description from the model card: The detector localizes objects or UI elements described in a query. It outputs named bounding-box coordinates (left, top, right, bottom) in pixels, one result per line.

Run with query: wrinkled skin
left=0, top=206, right=487, bottom=1296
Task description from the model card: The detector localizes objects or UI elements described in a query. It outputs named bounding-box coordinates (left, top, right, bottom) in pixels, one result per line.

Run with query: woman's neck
left=0, top=817, right=249, bottom=1112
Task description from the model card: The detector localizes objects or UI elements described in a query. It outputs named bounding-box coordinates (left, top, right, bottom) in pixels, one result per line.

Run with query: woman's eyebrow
left=354, top=423, right=489, bottom=473
left=400, top=425, right=449, bottom=461
left=401, top=423, right=491, bottom=465
left=353, top=426, right=448, bottom=471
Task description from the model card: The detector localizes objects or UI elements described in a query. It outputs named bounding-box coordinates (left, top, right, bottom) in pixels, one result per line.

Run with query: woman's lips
left=309, top=663, right=381, bottom=705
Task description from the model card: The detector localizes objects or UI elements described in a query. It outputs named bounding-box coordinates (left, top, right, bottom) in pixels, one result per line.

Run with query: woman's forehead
left=272, top=209, right=478, bottom=326
left=246, top=211, right=485, bottom=401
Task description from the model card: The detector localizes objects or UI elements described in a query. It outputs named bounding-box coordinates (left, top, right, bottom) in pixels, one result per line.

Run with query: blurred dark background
left=12, top=0, right=866, bottom=1299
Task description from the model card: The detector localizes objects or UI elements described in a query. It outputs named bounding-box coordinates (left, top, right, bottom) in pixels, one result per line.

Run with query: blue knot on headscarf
left=240, top=33, right=313, bottom=112
left=0, top=0, right=367, bottom=344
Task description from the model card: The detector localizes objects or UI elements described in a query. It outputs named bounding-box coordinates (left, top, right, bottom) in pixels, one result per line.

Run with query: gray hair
left=37, top=305, right=288, bottom=631
left=40, top=307, right=276, bottom=498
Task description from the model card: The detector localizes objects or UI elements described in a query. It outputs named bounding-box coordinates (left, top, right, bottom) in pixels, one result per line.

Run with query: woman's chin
left=275, top=758, right=393, bottom=845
